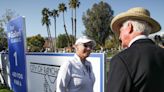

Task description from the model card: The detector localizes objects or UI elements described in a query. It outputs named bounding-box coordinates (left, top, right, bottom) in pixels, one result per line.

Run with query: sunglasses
left=82, top=43, right=94, bottom=49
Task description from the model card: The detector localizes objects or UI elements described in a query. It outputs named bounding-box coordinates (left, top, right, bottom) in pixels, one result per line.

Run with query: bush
left=0, top=84, right=13, bottom=92
left=0, top=89, right=13, bottom=92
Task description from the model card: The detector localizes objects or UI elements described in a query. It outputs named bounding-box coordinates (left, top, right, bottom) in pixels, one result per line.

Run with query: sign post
left=7, top=16, right=27, bottom=92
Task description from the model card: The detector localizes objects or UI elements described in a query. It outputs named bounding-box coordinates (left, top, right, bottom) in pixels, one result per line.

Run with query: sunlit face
left=75, top=42, right=93, bottom=60
left=119, top=23, right=131, bottom=48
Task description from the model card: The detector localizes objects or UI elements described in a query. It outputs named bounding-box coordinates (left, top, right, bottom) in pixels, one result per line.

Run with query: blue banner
left=7, top=16, right=27, bottom=92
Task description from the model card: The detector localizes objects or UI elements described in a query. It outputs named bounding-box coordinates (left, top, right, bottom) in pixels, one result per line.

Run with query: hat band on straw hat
left=111, top=7, right=161, bottom=34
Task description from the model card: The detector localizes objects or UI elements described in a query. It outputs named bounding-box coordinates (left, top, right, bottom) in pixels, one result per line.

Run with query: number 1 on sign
left=14, top=52, right=18, bottom=66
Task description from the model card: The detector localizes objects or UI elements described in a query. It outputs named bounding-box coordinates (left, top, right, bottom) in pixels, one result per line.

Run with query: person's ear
left=128, top=22, right=133, bottom=34
left=73, top=45, right=77, bottom=50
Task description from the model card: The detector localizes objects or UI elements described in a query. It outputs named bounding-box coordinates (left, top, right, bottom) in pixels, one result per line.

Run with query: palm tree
left=69, top=0, right=80, bottom=39
left=41, top=8, right=54, bottom=51
left=49, top=9, right=59, bottom=52
left=58, top=3, right=71, bottom=47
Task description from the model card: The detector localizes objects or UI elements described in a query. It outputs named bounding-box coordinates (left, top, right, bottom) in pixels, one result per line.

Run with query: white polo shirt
left=56, top=54, right=95, bottom=92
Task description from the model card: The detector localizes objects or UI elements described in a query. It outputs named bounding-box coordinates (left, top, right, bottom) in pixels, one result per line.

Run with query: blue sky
left=0, top=0, right=163, bottom=38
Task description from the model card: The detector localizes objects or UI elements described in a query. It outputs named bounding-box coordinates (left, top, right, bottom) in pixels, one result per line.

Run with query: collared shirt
left=128, top=35, right=148, bottom=47
left=56, top=54, right=95, bottom=92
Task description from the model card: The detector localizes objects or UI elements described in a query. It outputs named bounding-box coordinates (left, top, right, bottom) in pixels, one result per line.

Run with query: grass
left=0, top=89, right=13, bottom=92
left=0, top=84, right=13, bottom=92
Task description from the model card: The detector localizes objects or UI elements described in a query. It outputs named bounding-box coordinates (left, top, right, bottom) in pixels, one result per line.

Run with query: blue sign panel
left=7, top=16, right=27, bottom=92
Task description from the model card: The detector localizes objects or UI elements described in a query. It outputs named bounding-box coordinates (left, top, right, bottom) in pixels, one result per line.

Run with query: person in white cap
left=56, top=36, right=96, bottom=92
left=107, top=7, right=164, bottom=92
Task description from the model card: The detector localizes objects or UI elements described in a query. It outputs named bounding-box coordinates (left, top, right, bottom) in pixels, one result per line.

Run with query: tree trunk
left=54, top=17, right=57, bottom=52
left=47, top=25, right=54, bottom=52
left=74, top=8, right=77, bottom=39
left=63, top=12, right=71, bottom=47
left=71, top=9, right=74, bottom=36
left=71, top=9, right=74, bottom=46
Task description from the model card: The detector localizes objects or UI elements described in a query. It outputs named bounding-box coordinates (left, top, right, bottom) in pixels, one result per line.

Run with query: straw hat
left=111, top=7, right=161, bottom=34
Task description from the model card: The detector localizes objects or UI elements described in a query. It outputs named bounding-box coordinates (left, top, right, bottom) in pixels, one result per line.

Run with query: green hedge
left=0, top=85, right=13, bottom=92
left=0, top=89, right=13, bottom=92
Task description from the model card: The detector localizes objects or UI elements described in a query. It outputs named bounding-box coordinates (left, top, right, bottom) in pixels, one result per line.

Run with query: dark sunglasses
left=83, top=43, right=94, bottom=49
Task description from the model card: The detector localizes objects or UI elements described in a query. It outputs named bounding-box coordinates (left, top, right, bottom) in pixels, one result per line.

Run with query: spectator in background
left=107, top=7, right=164, bottom=92
left=56, top=36, right=96, bottom=92
left=154, top=35, right=164, bottom=48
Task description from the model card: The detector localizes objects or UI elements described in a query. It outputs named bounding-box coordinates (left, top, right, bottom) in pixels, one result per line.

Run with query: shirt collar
left=128, top=35, right=148, bottom=47
left=74, top=54, right=84, bottom=66
left=74, top=54, right=89, bottom=66
left=74, top=54, right=81, bottom=62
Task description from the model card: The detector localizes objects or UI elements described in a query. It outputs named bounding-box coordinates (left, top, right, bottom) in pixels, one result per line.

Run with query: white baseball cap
left=75, top=36, right=96, bottom=47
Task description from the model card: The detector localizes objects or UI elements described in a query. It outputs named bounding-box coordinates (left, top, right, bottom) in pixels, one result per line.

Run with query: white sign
left=26, top=53, right=105, bottom=92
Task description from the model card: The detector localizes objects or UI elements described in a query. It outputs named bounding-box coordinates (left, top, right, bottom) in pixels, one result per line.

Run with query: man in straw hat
left=107, top=7, right=164, bottom=92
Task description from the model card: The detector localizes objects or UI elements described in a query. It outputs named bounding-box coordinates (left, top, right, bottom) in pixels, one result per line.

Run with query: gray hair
left=122, top=19, right=152, bottom=36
